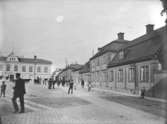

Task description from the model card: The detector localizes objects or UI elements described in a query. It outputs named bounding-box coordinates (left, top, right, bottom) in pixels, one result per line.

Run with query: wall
left=107, top=60, right=160, bottom=93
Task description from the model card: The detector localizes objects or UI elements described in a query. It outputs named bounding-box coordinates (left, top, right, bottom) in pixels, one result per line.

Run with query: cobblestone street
left=0, top=82, right=166, bottom=124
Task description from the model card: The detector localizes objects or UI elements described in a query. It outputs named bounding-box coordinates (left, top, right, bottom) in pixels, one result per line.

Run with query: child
left=1, top=81, right=7, bottom=97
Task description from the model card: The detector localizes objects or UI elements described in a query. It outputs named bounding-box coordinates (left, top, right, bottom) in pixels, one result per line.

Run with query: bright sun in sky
left=56, top=16, right=64, bottom=23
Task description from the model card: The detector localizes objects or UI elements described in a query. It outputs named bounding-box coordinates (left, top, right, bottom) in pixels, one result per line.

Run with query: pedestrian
left=48, top=78, right=52, bottom=89
left=81, top=79, right=84, bottom=88
left=62, top=77, right=65, bottom=87
left=0, top=81, right=7, bottom=97
left=12, top=73, right=26, bottom=113
left=52, top=79, right=56, bottom=89
left=68, top=79, right=74, bottom=94
left=88, top=81, right=92, bottom=92
left=141, top=87, right=146, bottom=99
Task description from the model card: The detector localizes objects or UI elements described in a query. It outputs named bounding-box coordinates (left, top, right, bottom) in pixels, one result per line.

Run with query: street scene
left=0, top=0, right=167, bottom=124
left=0, top=81, right=166, bottom=124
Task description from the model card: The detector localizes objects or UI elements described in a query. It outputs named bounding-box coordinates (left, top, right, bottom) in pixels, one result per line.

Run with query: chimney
left=117, top=32, right=124, bottom=40
left=98, top=47, right=102, bottom=51
left=146, top=24, right=154, bottom=34
left=34, top=55, right=37, bottom=60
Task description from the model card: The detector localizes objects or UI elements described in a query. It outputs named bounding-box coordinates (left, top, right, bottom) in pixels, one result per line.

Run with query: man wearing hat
left=12, top=73, right=26, bottom=113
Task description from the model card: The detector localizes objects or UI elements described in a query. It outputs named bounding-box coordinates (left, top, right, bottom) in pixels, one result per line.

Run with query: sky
left=0, top=0, right=165, bottom=70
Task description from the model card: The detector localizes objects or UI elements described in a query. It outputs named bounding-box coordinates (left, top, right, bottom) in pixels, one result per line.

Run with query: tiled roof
left=108, top=26, right=164, bottom=68
left=0, top=56, right=6, bottom=61
left=19, top=58, right=52, bottom=64
left=59, top=64, right=83, bottom=73
left=71, top=64, right=83, bottom=71
left=79, top=62, right=90, bottom=74
left=0, top=56, right=52, bottom=65
left=90, top=39, right=130, bottom=60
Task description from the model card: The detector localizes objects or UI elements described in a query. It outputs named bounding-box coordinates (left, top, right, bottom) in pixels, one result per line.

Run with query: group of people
left=0, top=74, right=93, bottom=114
left=47, top=77, right=66, bottom=89
left=81, top=79, right=92, bottom=92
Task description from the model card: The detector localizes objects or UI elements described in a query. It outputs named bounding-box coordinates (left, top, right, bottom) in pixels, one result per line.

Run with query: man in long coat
left=12, top=73, right=26, bottom=113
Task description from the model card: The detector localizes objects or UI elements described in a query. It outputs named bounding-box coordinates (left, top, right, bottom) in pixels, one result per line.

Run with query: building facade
left=89, top=32, right=130, bottom=88
left=0, top=52, right=52, bottom=81
left=107, top=24, right=163, bottom=94
left=79, top=62, right=91, bottom=87
left=87, top=24, right=164, bottom=96
left=57, top=64, right=83, bottom=84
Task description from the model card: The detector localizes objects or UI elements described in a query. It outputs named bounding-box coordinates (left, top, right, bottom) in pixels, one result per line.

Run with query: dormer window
left=7, top=57, right=18, bottom=62
left=119, top=51, right=124, bottom=59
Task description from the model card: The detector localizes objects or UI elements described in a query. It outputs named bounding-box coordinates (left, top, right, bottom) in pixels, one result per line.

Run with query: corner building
left=0, top=52, right=52, bottom=81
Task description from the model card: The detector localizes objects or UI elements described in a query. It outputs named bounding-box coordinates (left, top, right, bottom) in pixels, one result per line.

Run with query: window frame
left=118, top=69, right=123, bottom=82
left=22, top=65, right=26, bottom=72
left=128, top=67, right=135, bottom=82
left=44, top=66, right=48, bottom=73
left=110, top=70, right=114, bottom=82
left=140, top=65, right=149, bottom=82
left=6, top=64, right=10, bottom=71
left=29, top=66, right=33, bottom=72
left=37, top=66, right=41, bottom=73
left=14, top=65, right=18, bottom=72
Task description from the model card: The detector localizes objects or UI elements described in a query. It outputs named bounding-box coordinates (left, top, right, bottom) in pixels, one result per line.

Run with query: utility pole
left=34, top=55, right=37, bottom=83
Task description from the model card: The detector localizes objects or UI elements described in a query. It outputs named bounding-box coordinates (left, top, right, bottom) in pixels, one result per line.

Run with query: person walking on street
left=141, top=87, right=146, bottom=99
left=0, top=81, right=7, bottom=97
left=68, top=79, right=74, bottom=94
left=88, top=81, right=92, bottom=92
left=12, top=73, right=26, bottom=113
left=81, top=79, right=84, bottom=88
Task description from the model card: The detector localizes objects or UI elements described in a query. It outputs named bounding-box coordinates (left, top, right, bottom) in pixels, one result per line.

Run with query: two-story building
left=89, top=32, right=130, bottom=88
left=0, top=52, right=52, bottom=81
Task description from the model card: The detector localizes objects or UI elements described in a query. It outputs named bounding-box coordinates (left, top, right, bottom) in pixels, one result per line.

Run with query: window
left=104, top=72, right=108, bottom=82
left=140, top=65, right=149, bottom=82
left=158, top=63, right=162, bottom=71
left=44, top=67, right=48, bottom=73
left=22, top=66, right=26, bottom=72
left=37, top=66, right=41, bottom=73
left=0, top=65, right=3, bottom=71
left=110, top=70, right=114, bottom=82
left=118, top=69, right=123, bottom=82
left=29, top=66, right=33, bottom=72
left=14, top=65, right=18, bottom=72
left=128, top=67, right=135, bottom=82
left=119, top=51, right=124, bottom=59
left=6, top=64, right=10, bottom=71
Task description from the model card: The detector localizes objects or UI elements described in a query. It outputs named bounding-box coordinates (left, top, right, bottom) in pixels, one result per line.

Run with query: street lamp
left=34, top=56, right=37, bottom=83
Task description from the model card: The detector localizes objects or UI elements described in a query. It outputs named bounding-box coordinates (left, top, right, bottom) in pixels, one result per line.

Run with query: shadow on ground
left=100, top=95, right=167, bottom=118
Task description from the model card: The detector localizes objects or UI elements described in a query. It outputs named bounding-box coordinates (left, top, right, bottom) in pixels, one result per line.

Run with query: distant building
left=0, top=52, right=52, bottom=81
left=57, top=64, right=83, bottom=83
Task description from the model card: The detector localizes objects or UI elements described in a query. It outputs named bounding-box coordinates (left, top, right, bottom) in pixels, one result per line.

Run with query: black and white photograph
left=0, top=0, right=167, bottom=124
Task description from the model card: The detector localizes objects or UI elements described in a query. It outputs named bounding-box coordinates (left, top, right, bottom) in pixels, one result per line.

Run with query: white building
left=0, top=52, right=52, bottom=81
